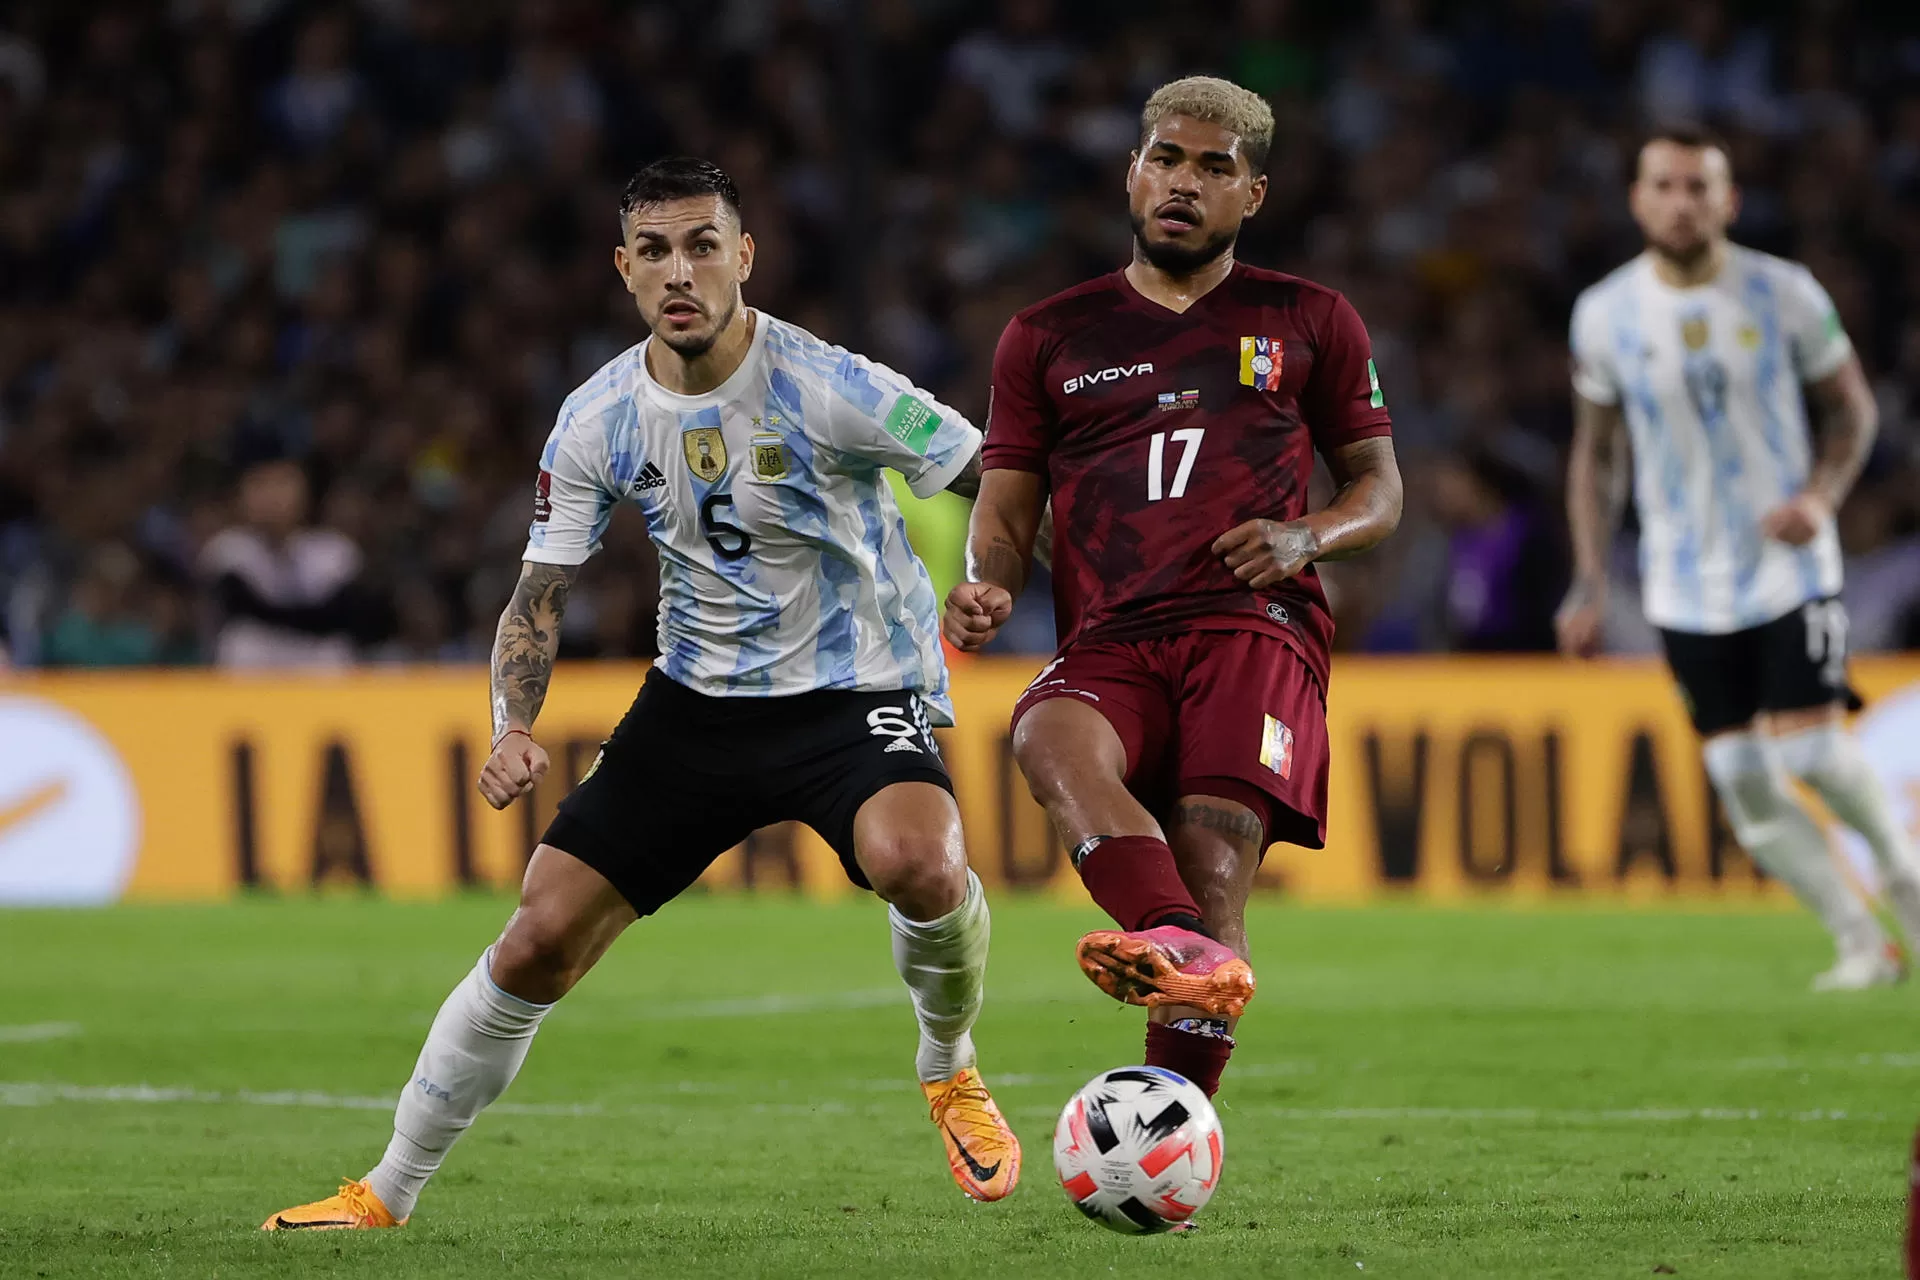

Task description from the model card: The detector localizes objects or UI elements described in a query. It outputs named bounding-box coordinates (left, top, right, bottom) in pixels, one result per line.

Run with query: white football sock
left=890, top=868, right=989, bottom=1083
left=1703, top=733, right=1885, bottom=957
left=1773, top=722, right=1920, bottom=883
left=365, top=948, right=551, bottom=1220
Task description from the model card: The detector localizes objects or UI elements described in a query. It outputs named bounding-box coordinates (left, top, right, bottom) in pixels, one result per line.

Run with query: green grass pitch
left=0, top=896, right=1911, bottom=1279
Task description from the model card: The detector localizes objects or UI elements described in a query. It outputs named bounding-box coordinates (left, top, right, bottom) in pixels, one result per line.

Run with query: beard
left=654, top=293, right=738, bottom=359
left=1130, top=209, right=1238, bottom=275
left=1650, top=231, right=1713, bottom=270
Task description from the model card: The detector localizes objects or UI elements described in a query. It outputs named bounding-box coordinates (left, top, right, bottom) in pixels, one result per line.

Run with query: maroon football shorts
left=1010, top=628, right=1330, bottom=850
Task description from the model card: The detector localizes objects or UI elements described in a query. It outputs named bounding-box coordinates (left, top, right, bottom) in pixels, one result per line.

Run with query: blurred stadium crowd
left=1, top=0, right=1917, bottom=669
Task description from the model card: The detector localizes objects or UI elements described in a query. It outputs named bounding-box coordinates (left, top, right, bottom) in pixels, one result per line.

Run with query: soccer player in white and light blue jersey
left=264, top=159, right=1019, bottom=1232
left=521, top=244, right=981, bottom=721
left=1558, top=125, right=1920, bottom=991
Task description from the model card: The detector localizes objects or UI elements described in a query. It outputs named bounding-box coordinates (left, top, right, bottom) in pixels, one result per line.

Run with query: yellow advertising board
left=2, top=657, right=1917, bottom=905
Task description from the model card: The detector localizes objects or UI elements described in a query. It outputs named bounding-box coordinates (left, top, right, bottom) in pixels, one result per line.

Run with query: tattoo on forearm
left=975, top=535, right=1027, bottom=595
left=1806, top=372, right=1875, bottom=506
left=1568, top=396, right=1628, bottom=580
left=944, top=449, right=983, bottom=501
left=490, top=562, right=576, bottom=740
left=1173, top=802, right=1266, bottom=849
left=1309, top=437, right=1403, bottom=562
left=1591, top=418, right=1627, bottom=530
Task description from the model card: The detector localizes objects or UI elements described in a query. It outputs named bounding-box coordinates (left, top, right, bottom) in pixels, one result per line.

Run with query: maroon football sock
left=1073, top=835, right=1204, bottom=933
left=1145, top=1020, right=1235, bottom=1098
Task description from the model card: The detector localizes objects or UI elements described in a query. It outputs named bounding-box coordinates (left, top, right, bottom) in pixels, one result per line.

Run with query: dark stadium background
left=2, top=0, right=1918, bottom=672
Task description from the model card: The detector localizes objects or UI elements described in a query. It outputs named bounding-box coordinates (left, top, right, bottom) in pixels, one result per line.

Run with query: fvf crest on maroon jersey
left=982, top=261, right=1392, bottom=690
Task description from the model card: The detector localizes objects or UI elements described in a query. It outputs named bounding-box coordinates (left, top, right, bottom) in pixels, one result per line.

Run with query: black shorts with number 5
left=1659, top=596, right=1864, bottom=736
left=541, top=668, right=953, bottom=915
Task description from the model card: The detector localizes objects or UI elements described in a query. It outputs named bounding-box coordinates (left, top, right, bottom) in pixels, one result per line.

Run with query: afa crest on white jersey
left=523, top=312, right=981, bottom=722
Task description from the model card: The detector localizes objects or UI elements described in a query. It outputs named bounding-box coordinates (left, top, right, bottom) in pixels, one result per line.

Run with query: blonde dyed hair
left=1140, top=76, right=1275, bottom=173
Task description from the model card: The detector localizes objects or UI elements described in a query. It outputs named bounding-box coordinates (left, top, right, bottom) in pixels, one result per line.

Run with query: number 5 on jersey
left=700, top=492, right=752, bottom=560
left=1147, top=428, right=1204, bottom=501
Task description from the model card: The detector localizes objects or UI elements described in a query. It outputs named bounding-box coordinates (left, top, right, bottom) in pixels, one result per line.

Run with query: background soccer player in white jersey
left=263, top=159, right=1020, bottom=1231
left=1558, top=125, right=1920, bottom=991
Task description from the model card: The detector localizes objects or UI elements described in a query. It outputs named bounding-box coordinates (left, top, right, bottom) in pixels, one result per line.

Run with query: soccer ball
left=1052, top=1066, right=1224, bottom=1233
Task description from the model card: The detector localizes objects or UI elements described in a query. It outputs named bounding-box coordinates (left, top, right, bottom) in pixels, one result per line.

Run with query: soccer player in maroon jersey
left=943, top=76, right=1403, bottom=1097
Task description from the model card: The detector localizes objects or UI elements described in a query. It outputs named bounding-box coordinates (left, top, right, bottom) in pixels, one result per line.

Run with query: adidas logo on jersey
left=883, top=736, right=923, bottom=754
left=632, top=462, right=667, bottom=493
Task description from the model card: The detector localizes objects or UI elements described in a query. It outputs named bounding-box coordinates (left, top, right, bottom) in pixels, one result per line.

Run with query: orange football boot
left=260, top=1178, right=405, bottom=1231
left=1076, top=924, right=1255, bottom=1018
left=922, top=1067, right=1021, bottom=1202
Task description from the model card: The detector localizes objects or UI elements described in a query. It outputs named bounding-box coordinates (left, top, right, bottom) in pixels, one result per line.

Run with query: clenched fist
left=1760, top=492, right=1832, bottom=547
left=1554, top=580, right=1606, bottom=659
left=943, top=581, right=1014, bottom=652
left=1212, top=518, right=1318, bottom=589
left=478, top=728, right=550, bottom=810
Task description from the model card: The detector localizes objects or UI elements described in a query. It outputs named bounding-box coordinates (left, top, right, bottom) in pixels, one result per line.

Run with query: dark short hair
left=618, top=157, right=742, bottom=224
left=1635, top=123, right=1732, bottom=179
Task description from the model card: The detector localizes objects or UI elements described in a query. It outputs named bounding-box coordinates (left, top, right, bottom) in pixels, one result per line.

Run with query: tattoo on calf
left=1173, top=802, right=1265, bottom=848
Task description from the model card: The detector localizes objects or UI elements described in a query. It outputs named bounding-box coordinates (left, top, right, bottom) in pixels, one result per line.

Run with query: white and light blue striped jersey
left=1569, top=245, right=1854, bottom=635
left=523, top=311, right=982, bottom=722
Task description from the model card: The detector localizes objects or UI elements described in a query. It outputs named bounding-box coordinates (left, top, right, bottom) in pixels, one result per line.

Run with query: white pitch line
left=925, top=1062, right=1317, bottom=1090
left=620, top=987, right=1097, bottom=1020
left=0, top=1082, right=598, bottom=1115
left=0, top=1081, right=901, bottom=1121
left=0, top=1081, right=1884, bottom=1127
left=0, top=1022, right=81, bottom=1043
left=1005, top=1105, right=1886, bottom=1125
left=644, top=988, right=906, bottom=1019
left=1731, top=1052, right=1920, bottom=1071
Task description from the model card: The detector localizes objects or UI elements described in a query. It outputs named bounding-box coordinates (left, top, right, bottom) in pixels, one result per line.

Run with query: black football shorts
left=541, top=668, right=953, bottom=915
left=1659, top=596, right=1864, bottom=737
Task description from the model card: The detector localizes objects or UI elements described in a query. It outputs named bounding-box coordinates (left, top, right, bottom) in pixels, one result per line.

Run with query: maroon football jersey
left=983, top=261, right=1392, bottom=688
